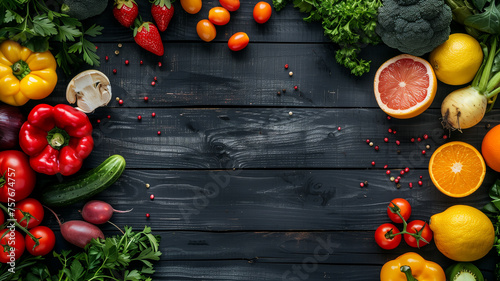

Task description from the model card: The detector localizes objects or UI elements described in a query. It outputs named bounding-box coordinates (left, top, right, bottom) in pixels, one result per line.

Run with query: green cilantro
left=273, top=0, right=382, bottom=76
left=0, top=226, right=162, bottom=281
left=0, top=0, right=103, bottom=76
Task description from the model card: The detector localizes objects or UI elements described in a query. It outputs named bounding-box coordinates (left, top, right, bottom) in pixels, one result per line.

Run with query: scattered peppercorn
left=138, top=115, right=142, bottom=120
left=157, top=131, right=161, bottom=135
left=146, top=183, right=150, bottom=188
left=410, top=137, right=415, bottom=142
left=289, top=111, right=293, bottom=116
left=144, top=96, right=149, bottom=102
left=289, top=71, right=293, bottom=77
left=114, top=50, right=119, bottom=55
left=277, top=91, right=281, bottom=95
left=151, top=81, right=156, bottom=86
left=417, top=137, right=422, bottom=142
left=125, top=60, right=129, bottom=65
left=294, top=85, right=298, bottom=90
left=386, top=116, right=391, bottom=120
left=384, top=137, right=389, bottom=143
left=386, top=170, right=391, bottom=175
left=383, top=165, right=388, bottom=169
left=158, top=62, right=162, bottom=67
left=400, top=170, right=405, bottom=175
left=422, top=150, right=426, bottom=155
left=388, top=128, right=392, bottom=133
left=113, top=69, right=117, bottom=74
left=282, top=88, right=286, bottom=93
left=284, top=64, right=289, bottom=69
left=425, top=144, right=430, bottom=150
left=118, top=43, right=123, bottom=48
left=404, top=167, right=409, bottom=173
left=337, top=126, right=341, bottom=131
left=442, top=134, right=448, bottom=140
left=423, top=134, right=428, bottom=140
left=409, top=182, right=413, bottom=188
left=395, top=140, right=400, bottom=145
left=369, top=142, right=374, bottom=147
left=359, top=182, right=365, bottom=187
left=418, top=180, right=423, bottom=186
left=140, top=60, right=143, bottom=65
left=366, top=139, right=370, bottom=144
left=107, top=115, right=111, bottom=119
left=390, top=177, right=395, bottom=182
left=371, top=161, right=375, bottom=166
left=146, top=213, right=150, bottom=218
left=118, top=99, right=123, bottom=105
left=374, top=145, right=379, bottom=151
left=152, top=112, right=156, bottom=117
left=105, top=56, right=109, bottom=61
left=150, top=194, right=155, bottom=200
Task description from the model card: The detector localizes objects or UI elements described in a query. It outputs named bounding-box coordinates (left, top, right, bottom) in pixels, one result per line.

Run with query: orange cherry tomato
left=181, top=0, right=202, bottom=14
left=197, top=20, right=217, bottom=42
left=228, top=32, right=249, bottom=51
left=253, top=1, right=272, bottom=24
left=209, top=7, right=231, bottom=25
left=219, top=0, right=240, bottom=11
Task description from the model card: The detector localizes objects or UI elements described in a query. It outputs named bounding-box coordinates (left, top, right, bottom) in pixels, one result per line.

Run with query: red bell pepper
left=19, top=104, right=94, bottom=176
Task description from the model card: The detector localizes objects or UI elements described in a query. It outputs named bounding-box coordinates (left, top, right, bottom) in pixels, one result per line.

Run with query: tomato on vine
left=404, top=220, right=432, bottom=248
left=387, top=198, right=411, bottom=223
left=25, top=226, right=56, bottom=256
left=14, top=198, right=44, bottom=229
left=0, top=229, right=25, bottom=263
left=374, top=223, right=401, bottom=250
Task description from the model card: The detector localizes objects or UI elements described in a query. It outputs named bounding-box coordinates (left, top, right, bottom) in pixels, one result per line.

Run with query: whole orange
left=482, top=124, right=500, bottom=172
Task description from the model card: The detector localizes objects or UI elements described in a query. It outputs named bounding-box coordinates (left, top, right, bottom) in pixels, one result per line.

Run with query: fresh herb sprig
left=0, top=226, right=162, bottom=281
left=0, top=0, right=103, bottom=76
left=273, top=0, right=382, bottom=76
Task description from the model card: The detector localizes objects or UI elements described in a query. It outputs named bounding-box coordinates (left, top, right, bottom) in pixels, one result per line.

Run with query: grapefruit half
left=374, top=54, right=437, bottom=119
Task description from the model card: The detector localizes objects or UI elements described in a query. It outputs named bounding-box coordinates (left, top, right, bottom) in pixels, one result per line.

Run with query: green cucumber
left=41, top=155, right=126, bottom=207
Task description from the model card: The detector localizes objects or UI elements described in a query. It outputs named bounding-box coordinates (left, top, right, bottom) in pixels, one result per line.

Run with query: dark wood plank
left=36, top=43, right=463, bottom=108
left=68, top=107, right=497, bottom=169
left=40, top=169, right=494, bottom=232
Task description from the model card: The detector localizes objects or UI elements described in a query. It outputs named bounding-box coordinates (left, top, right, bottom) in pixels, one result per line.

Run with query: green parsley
left=0, top=226, right=162, bottom=281
left=273, top=0, right=382, bottom=76
left=0, top=0, right=103, bottom=76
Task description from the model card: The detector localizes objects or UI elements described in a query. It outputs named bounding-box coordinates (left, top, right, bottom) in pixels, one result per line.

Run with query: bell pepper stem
left=400, top=265, right=419, bottom=281
left=10, top=60, right=31, bottom=81
left=0, top=171, right=5, bottom=188
left=47, top=127, right=70, bottom=150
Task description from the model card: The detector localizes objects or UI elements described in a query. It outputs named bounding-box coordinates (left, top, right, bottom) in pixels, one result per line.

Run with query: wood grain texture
left=70, top=107, right=499, bottom=169
left=41, top=169, right=494, bottom=232
left=36, top=43, right=464, bottom=109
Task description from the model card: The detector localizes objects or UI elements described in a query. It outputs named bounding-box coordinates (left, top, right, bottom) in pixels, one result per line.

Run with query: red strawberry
left=113, top=0, right=139, bottom=28
left=134, top=22, right=164, bottom=56
left=151, top=0, right=174, bottom=32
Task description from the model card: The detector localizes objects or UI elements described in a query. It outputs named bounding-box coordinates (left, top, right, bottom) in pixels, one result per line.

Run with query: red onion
left=0, top=104, right=25, bottom=150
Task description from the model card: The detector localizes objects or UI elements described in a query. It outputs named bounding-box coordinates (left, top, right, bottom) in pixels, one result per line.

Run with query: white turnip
left=81, top=200, right=132, bottom=225
left=441, top=36, right=500, bottom=131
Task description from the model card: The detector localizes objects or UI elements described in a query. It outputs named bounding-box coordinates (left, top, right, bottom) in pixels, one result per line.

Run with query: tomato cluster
left=191, top=0, right=271, bottom=51
left=374, top=198, right=433, bottom=250
left=0, top=150, right=56, bottom=264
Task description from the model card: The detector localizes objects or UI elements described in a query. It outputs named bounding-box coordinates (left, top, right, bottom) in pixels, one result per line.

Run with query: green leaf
left=465, top=1, right=500, bottom=34
left=54, top=24, right=82, bottom=42
left=69, top=260, right=84, bottom=281
left=472, top=0, right=488, bottom=11
left=24, top=36, right=49, bottom=52
left=84, top=24, right=104, bottom=37
left=32, top=14, right=57, bottom=37
left=489, top=179, right=500, bottom=200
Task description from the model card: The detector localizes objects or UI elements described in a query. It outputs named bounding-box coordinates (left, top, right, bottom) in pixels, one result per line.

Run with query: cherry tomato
left=25, top=226, right=56, bottom=256
left=404, top=220, right=433, bottom=248
left=219, top=0, right=240, bottom=11
left=0, top=150, right=36, bottom=203
left=181, top=0, right=202, bottom=14
left=228, top=32, right=249, bottom=51
left=0, top=229, right=25, bottom=263
left=197, top=19, right=217, bottom=42
left=374, top=223, right=401, bottom=250
left=253, top=1, right=272, bottom=24
left=209, top=7, right=231, bottom=25
left=14, top=198, right=44, bottom=229
left=387, top=198, right=411, bottom=224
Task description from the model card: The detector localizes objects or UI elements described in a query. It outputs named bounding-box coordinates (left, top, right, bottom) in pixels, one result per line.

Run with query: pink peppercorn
left=404, top=167, right=409, bottom=173
left=284, top=64, right=289, bottom=69
left=144, top=96, right=149, bottom=101
left=371, top=161, right=375, bottom=166
left=157, top=131, right=161, bottom=135
left=337, top=126, right=341, bottom=131
left=384, top=137, right=389, bottom=143
left=418, top=180, right=423, bottom=186
left=146, top=213, right=150, bottom=218
left=294, top=86, right=298, bottom=90
left=359, top=182, right=365, bottom=187
left=151, top=81, right=156, bottom=86
left=423, top=134, right=429, bottom=140
left=422, top=150, right=426, bottom=155
left=158, top=62, right=162, bottom=67
left=386, top=170, right=391, bottom=175
left=400, top=170, right=405, bottom=175
left=417, top=137, right=422, bottom=142
left=140, top=60, right=143, bottom=65
left=384, top=165, right=388, bottom=169
left=395, top=140, right=400, bottom=145
left=125, top=60, right=129, bottom=65
left=388, top=128, right=392, bottom=133
left=374, top=146, right=379, bottom=151
left=138, top=115, right=142, bottom=120
left=409, top=182, right=413, bottom=188
left=366, top=139, right=370, bottom=144
left=410, top=138, right=415, bottom=142
left=152, top=112, right=156, bottom=117
left=150, top=194, right=155, bottom=200
left=105, top=56, right=109, bottom=61
left=113, top=69, right=117, bottom=74
left=119, top=99, right=123, bottom=105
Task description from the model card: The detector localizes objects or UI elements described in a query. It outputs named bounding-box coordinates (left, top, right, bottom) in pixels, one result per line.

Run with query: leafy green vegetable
left=273, top=0, right=382, bottom=76
left=0, top=226, right=162, bottom=281
left=0, top=0, right=103, bottom=76
left=482, top=179, right=500, bottom=279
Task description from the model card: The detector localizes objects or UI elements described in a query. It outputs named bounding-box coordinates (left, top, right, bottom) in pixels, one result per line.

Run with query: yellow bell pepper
left=0, top=40, right=57, bottom=106
left=380, top=252, right=446, bottom=281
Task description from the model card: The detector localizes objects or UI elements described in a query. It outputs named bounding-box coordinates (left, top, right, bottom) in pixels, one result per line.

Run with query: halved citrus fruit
left=374, top=54, right=437, bottom=119
left=429, top=141, right=486, bottom=198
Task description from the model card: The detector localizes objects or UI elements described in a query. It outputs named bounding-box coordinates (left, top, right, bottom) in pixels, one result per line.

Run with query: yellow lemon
left=429, top=33, right=483, bottom=85
left=429, top=205, right=494, bottom=261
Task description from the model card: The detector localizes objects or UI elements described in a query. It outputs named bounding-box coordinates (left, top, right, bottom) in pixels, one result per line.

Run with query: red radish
left=45, top=206, right=104, bottom=248
left=81, top=200, right=133, bottom=225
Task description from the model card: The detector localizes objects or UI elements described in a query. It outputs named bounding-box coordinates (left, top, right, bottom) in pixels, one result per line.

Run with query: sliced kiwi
left=445, top=263, right=484, bottom=281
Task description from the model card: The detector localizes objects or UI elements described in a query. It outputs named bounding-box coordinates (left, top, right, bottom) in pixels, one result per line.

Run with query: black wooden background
left=20, top=0, right=500, bottom=279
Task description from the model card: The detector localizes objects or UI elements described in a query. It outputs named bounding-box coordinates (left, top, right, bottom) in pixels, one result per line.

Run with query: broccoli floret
left=376, top=0, right=453, bottom=56
left=61, top=0, right=109, bottom=20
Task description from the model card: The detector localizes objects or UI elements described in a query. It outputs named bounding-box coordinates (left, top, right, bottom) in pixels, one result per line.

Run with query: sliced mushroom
left=66, top=70, right=112, bottom=113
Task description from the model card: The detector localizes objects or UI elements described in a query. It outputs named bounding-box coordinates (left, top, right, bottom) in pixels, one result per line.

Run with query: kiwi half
left=445, top=263, right=484, bottom=281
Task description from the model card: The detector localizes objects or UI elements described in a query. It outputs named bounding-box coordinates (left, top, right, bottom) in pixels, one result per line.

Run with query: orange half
left=374, top=54, right=437, bottom=119
left=429, top=141, right=486, bottom=198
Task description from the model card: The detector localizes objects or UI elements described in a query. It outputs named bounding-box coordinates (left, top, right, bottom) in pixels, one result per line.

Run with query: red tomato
left=180, top=0, right=202, bottom=14
left=253, top=1, right=272, bottom=24
left=404, top=220, right=433, bottom=248
left=209, top=7, right=230, bottom=25
left=228, top=32, right=249, bottom=51
left=197, top=19, right=217, bottom=42
left=219, top=0, right=240, bottom=11
left=0, top=150, right=36, bottom=203
left=374, top=223, right=401, bottom=250
left=0, top=229, right=25, bottom=263
left=25, top=226, right=56, bottom=256
left=14, top=198, right=44, bottom=229
left=0, top=209, right=4, bottom=225
left=387, top=198, right=411, bottom=224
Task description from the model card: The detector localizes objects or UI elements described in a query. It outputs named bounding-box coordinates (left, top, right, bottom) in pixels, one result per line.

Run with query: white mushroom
left=66, top=70, right=112, bottom=113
